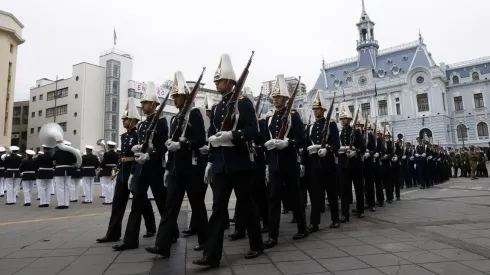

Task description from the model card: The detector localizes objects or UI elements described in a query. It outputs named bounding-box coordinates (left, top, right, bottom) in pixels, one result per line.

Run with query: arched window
left=452, top=76, right=459, bottom=84
left=457, top=124, right=468, bottom=139
left=472, top=72, right=480, bottom=81
left=361, top=29, right=367, bottom=41
left=370, top=29, right=374, bottom=39
left=477, top=122, right=489, bottom=137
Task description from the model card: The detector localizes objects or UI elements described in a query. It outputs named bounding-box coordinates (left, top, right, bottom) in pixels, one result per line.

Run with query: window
left=75, top=94, right=78, bottom=99
left=452, top=76, right=459, bottom=84
left=454, top=96, right=463, bottom=111
left=472, top=72, right=480, bottom=81
left=416, top=76, right=425, bottom=84
left=442, top=93, right=446, bottom=111
left=417, top=93, right=429, bottom=112
left=457, top=124, right=468, bottom=139
left=361, top=103, right=370, bottom=118
left=47, top=88, right=68, bottom=101
left=74, top=112, right=77, bottom=117
left=58, top=122, right=67, bottom=132
left=474, top=93, right=484, bottom=108
left=348, top=105, right=354, bottom=114
left=396, top=103, right=401, bottom=115
left=38, top=110, right=42, bottom=116
left=32, top=96, right=36, bottom=102
left=395, top=97, right=399, bottom=102
left=36, top=147, right=40, bottom=152
left=378, top=100, right=387, bottom=116
left=73, top=130, right=77, bottom=135
left=30, top=128, right=34, bottom=134
left=12, top=117, right=20, bottom=125
left=477, top=122, right=489, bottom=137
left=10, top=44, right=13, bottom=53
left=23, top=106, right=28, bottom=114
left=39, top=94, right=43, bottom=100
left=37, top=127, right=41, bottom=133
left=13, top=107, right=20, bottom=115
left=46, top=105, right=68, bottom=118
left=31, top=112, right=35, bottom=118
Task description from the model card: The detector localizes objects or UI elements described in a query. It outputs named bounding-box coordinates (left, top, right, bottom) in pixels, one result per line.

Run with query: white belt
left=39, top=168, right=54, bottom=170
left=105, top=164, right=117, bottom=167
left=23, top=171, right=35, bottom=174
left=0, top=167, right=4, bottom=169
left=7, top=168, right=19, bottom=171
left=56, top=165, right=73, bottom=168
left=82, top=166, right=95, bottom=169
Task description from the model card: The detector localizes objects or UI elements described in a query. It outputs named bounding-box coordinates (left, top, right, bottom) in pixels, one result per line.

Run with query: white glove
left=428, top=156, right=432, bottom=160
left=265, top=165, right=269, bottom=184
left=402, top=156, right=407, bottom=160
left=264, top=140, right=276, bottom=150
left=128, top=174, right=133, bottom=190
left=300, top=165, right=305, bottom=178
left=307, top=145, right=321, bottom=155
left=199, top=145, right=209, bottom=155
left=204, top=162, right=213, bottom=184
left=163, top=170, right=170, bottom=187
left=410, top=157, right=415, bottom=161
left=338, top=146, right=348, bottom=154
left=215, top=131, right=233, bottom=142
left=318, top=148, right=327, bottom=157
left=134, top=152, right=150, bottom=164
left=363, top=152, right=370, bottom=159
left=415, top=153, right=420, bottom=157
left=438, top=158, right=441, bottom=161
left=422, top=153, right=427, bottom=158
left=347, top=150, right=357, bottom=158
left=166, top=141, right=181, bottom=152
left=381, top=154, right=388, bottom=160
left=274, top=139, right=289, bottom=150
left=374, top=152, right=379, bottom=158
left=414, top=164, right=417, bottom=169
left=20, top=172, right=24, bottom=176
left=131, top=145, right=142, bottom=153
left=392, top=157, right=398, bottom=162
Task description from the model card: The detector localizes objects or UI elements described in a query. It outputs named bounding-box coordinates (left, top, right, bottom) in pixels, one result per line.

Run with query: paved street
left=2, top=176, right=490, bottom=275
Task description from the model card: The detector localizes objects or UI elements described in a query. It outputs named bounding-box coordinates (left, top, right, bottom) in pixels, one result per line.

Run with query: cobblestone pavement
left=2, top=176, right=490, bottom=275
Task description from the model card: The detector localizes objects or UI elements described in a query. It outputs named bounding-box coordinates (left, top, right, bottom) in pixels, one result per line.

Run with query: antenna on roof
left=418, top=28, right=424, bottom=44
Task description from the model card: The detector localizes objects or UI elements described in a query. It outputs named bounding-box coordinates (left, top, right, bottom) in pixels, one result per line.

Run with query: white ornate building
left=304, top=1, right=490, bottom=148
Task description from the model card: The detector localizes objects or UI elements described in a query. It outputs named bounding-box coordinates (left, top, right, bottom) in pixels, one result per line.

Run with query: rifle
left=348, top=107, right=360, bottom=150
left=363, top=116, right=369, bottom=146
left=320, top=92, right=336, bottom=148
left=259, top=86, right=273, bottom=117
left=278, top=76, right=301, bottom=140
left=373, top=117, right=378, bottom=148
left=255, top=86, right=264, bottom=118
left=221, top=51, right=255, bottom=131
left=170, top=67, right=207, bottom=141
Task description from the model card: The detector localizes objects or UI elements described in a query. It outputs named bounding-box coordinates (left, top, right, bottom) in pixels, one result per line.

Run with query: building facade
left=0, top=10, right=24, bottom=147
left=11, top=100, right=28, bottom=151
left=305, top=1, right=490, bottom=148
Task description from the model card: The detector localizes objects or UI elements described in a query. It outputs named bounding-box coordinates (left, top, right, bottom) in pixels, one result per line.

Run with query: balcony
left=474, top=107, right=487, bottom=114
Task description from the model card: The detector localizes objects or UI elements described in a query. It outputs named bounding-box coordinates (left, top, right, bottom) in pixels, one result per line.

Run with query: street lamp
left=458, top=123, right=470, bottom=148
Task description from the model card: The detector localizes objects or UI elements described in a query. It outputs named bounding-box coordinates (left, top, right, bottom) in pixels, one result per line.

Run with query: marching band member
left=70, top=150, right=83, bottom=202
left=81, top=145, right=99, bottom=203
left=4, top=146, right=22, bottom=205
left=35, top=145, right=54, bottom=207
left=20, top=150, right=37, bottom=206
left=0, top=147, right=5, bottom=197
left=99, top=141, right=119, bottom=205
left=363, top=116, right=377, bottom=212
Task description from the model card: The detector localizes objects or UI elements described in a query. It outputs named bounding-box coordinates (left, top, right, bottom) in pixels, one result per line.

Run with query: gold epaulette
left=291, top=109, right=297, bottom=114
left=239, top=96, right=244, bottom=100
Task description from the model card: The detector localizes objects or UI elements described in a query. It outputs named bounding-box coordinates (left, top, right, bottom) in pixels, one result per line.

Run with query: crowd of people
left=1, top=53, right=487, bottom=269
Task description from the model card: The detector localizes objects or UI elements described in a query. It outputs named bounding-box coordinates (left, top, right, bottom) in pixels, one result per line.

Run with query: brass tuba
left=40, top=122, right=82, bottom=167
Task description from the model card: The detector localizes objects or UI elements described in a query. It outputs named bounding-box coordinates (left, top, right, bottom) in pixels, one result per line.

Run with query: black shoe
left=96, top=236, right=120, bottom=243
left=5, top=203, right=14, bottom=205
left=228, top=231, right=245, bottom=241
left=387, top=200, right=393, bottom=204
left=23, top=203, right=31, bottom=206
left=102, top=202, right=112, bottom=205
left=224, top=223, right=230, bottom=230
left=112, top=243, right=138, bottom=251
left=358, top=213, right=364, bottom=218
left=264, top=238, right=278, bottom=249
left=307, top=225, right=319, bottom=233
left=339, top=216, right=349, bottom=223
left=396, top=198, right=401, bottom=201
left=70, top=200, right=78, bottom=203
left=36, top=198, right=40, bottom=200
left=290, top=218, right=297, bottom=224
left=370, top=207, right=376, bottom=212
left=419, top=187, right=425, bottom=189
left=0, top=195, right=3, bottom=197
left=99, top=196, right=105, bottom=198
left=55, top=206, right=68, bottom=209
left=329, top=222, right=340, bottom=228
left=82, top=195, right=85, bottom=197
left=379, top=203, right=385, bottom=207
left=182, top=229, right=197, bottom=236
left=229, top=218, right=236, bottom=223
left=293, top=231, right=308, bottom=240
left=142, top=232, right=155, bottom=238
left=281, top=209, right=289, bottom=214
left=244, top=249, right=263, bottom=259
left=192, top=256, right=219, bottom=268
left=261, top=227, right=269, bottom=233
left=82, top=201, right=92, bottom=204
left=145, top=247, right=169, bottom=258
left=172, top=235, right=179, bottom=243
left=38, top=204, right=49, bottom=208
left=352, top=209, right=359, bottom=214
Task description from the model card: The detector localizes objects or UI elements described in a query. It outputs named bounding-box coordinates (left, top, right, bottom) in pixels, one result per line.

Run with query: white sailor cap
left=117, top=148, right=121, bottom=151
left=42, top=144, right=52, bottom=149
left=9, top=146, right=19, bottom=151
left=0, top=147, right=5, bottom=152
left=38, top=151, right=44, bottom=155
left=107, top=141, right=117, bottom=146
left=85, top=145, right=94, bottom=150
left=26, top=150, right=35, bottom=156
left=64, top=141, right=72, bottom=146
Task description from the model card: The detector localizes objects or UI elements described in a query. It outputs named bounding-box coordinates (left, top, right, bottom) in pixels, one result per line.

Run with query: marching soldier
left=380, top=126, right=393, bottom=203
left=4, top=146, right=22, bottom=205
left=20, top=150, right=37, bottom=206
left=113, top=81, right=169, bottom=251
left=393, top=136, right=403, bottom=200
left=363, top=116, right=377, bottom=212
left=193, top=54, right=264, bottom=267
left=469, top=145, right=478, bottom=180
left=99, top=141, right=119, bottom=205
left=305, top=90, right=340, bottom=231
left=373, top=122, right=385, bottom=207
left=35, top=145, right=54, bottom=207
left=264, top=74, right=308, bottom=248
left=146, top=71, right=208, bottom=257
left=415, top=137, right=428, bottom=189
left=402, top=142, right=412, bottom=188
left=53, top=141, right=80, bottom=209
left=81, top=145, right=99, bottom=203
left=0, top=147, right=5, bottom=197
left=97, top=99, right=156, bottom=244
left=70, top=154, right=83, bottom=202
left=338, top=103, right=365, bottom=222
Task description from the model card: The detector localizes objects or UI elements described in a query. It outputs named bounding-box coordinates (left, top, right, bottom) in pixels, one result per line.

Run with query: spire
left=356, top=0, right=378, bottom=68
left=418, top=28, right=424, bottom=44
left=362, top=0, right=366, bottom=13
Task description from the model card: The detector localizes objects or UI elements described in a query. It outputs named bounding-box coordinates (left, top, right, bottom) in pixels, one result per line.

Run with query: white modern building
left=0, top=10, right=24, bottom=147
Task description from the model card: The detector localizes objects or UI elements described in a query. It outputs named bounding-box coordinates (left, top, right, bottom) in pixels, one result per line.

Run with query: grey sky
left=6, top=0, right=490, bottom=101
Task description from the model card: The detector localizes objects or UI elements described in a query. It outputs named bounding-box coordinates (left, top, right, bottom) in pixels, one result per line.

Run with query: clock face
left=358, top=76, right=367, bottom=86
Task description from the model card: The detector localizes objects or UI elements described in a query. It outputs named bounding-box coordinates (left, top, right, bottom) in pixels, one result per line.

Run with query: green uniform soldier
left=469, top=146, right=478, bottom=180
left=454, top=152, right=462, bottom=178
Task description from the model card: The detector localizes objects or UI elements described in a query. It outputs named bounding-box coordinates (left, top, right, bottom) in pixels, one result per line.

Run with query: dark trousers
left=155, top=169, right=208, bottom=253
left=383, top=162, right=393, bottom=201
left=416, top=159, right=427, bottom=188
left=253, top=167, right=269, bottom=227
left=453, top=166, right=459, bottom=177
left=410, top=161, right=418, bottom=185
left=203, top=170, right=263, bottom=264
left=123, top=168, right=167, bottom=246
left=268, top=166, right=306, bottom=239
left=392, top=162, right=401, bottom=199
left=374, top=162, right=385, bottom=204
left=105, top=174, right=155, bottom=240
left=364, top=159, right=376, bottom=207
left=427, top=161, right=434, bottom=186
left=339, top=165, right=363, bottom=217
left=309, top=163, right=339, bottom=224
left=402, top=160, right=412, bottom=188
left=189, top=183, right=209, bottom=230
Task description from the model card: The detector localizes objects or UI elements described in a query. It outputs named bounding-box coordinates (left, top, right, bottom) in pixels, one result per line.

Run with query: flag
left=113, top=28, right=117, bottom=46
left=374, top=84, right=377, bottom=96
